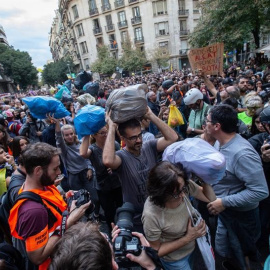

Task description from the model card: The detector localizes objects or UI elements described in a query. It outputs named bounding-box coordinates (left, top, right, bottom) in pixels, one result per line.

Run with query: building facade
left=49, top=0, right=201, bottom=72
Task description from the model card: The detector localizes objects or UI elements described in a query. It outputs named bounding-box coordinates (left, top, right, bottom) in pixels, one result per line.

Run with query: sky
left=1, top=0, right=58, bottom=69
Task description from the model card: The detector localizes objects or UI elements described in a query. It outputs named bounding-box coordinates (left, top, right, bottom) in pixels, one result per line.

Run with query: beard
left=40, top=169, right=55, bottom=186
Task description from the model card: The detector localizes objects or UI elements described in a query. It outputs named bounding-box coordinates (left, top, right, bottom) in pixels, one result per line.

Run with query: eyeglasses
left=247, top=106, right=261, bottom=110
left=170, top=186, right=187, bottom=199
left=124, top=132, right=143, bottom=142
left=205, top=118, right=214, bottom=124
left=97, top=131, right=108, bottom=136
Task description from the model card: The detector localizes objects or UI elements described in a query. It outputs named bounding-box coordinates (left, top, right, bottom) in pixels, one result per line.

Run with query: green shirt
left=188, top=102, right=210, bottom=129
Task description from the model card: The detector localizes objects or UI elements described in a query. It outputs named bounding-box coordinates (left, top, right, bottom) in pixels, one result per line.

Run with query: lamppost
left=67, top=62, right=71, bottom=75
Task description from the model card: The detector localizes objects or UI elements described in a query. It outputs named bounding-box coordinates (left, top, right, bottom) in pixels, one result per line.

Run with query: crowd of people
left=0, top=59, right=270, bottom=270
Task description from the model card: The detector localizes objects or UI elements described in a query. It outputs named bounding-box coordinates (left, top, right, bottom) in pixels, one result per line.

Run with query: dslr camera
left=67, top=189, right=95, bottom=218
left=113, top=202, right=142, bottom=268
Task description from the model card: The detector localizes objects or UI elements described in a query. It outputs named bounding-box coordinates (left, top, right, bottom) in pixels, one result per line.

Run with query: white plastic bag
left=105, top=84, right=147, bottom=123
left=184, top=196, right=215, bottom=270
left=162, top=138, right=226, bottom=184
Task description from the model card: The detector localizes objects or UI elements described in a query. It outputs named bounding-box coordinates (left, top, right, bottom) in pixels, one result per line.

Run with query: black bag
left=0, top=177, right=25, bottom=243
left=74, top=70, right=92, bottom=90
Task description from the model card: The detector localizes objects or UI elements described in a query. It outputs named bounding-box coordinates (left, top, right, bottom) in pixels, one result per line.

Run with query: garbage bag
left=54, top=85, right=70, bottom=100
left=74, top=70, right=92, bottom=90
left=22, top=96, right=70, bottom=119
left=64, top=79, right=72, bottom=91
left=74, top=105, right=106, bottom=139
left=168, top=105, right=184, bottom=127
left=77, top=93, right=96, bottom=106
left=83, top=82, right=99, bottom=97
left=162, top=138, right=226, bottom=184
left=105, top=84, right=148, bottom=123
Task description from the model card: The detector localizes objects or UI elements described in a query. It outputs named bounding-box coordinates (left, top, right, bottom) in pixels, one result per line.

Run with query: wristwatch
left=192, top=128, right=195, bottom=132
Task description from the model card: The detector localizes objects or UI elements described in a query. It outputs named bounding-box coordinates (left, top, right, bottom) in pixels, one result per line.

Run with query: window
left=96, top=37, right=104, bottom=46
left=152, top=0, right=167, bottom=16
left=193, top=0, right=199, bottom=13
left=180, top=20, right=187, bottom=30
left=80, top=41, right=88, bottom=54
left=72, top=5, right=79, bottom=19
left=178, top=0, right=185, bottom=10
left=76, top=24, right=84, bottom=37
left=89, top=0, right=97, bottom=9
left=155, top=21, right=169, bottom=36
left=159, top=41, right=169, bottom=49
left=106, top=14, right=113, bottom=25
left=118, top=11, right=126, bottom=22
left=134, top=27, right=143, bottom=40
left=121, top=31, right=128, bottom=42
left=83, top=58, right=90, bottom=69
left=132, top=6, right=140, bottom=17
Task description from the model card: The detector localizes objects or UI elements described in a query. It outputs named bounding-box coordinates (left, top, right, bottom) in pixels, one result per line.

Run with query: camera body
left=67, top=189, right=94, bottom=217
left=113, top=202, right=142, bottom=267
left=259, top=87, right=270, bottom=102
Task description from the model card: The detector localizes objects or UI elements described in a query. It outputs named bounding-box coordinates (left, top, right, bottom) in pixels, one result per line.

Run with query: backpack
left=0, top=176, right=25, bottom=244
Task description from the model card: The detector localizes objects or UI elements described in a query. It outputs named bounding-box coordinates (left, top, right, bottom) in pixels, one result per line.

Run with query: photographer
left=8, top=143, right=91, bottom=270
left=50, top=221, right=157, bottom=270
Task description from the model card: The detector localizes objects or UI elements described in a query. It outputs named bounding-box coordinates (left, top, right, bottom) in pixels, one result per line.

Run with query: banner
left=188, top=43, right=224, bottom=75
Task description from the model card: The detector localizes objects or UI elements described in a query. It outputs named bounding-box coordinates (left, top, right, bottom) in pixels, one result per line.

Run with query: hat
left=260, top=106, right=270, bottom=124
left=162, top=80, right=174, bottom=90
left=183, top=88, right=203, bottom=105
left=2, top=110, right=13, bottom=119
left=222, top=78, right=233, bottom=86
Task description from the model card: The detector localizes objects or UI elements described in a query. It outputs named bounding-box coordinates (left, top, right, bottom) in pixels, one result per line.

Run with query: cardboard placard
left=188, top=43, right=224, bottom=75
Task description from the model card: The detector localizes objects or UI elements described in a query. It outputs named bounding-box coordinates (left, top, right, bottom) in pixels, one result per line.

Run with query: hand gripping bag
left=168, top=105, right=184, bottom=127
left=105, top=84, right=148, bottom=123
left=74, top=105, right=106, bottom=139
left=162, top=138, right=226, bottom=184
left=22, top=96, right=70, bottom=119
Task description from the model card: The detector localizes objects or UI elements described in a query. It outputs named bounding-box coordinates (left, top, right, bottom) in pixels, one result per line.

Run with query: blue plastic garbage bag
left=74, top=105, right=106, bottom=139
left=54, top=85, right=70, bottom=100
left=64, top=80, right=72, bottom=91
left=22, top=96, right=70, bottom=119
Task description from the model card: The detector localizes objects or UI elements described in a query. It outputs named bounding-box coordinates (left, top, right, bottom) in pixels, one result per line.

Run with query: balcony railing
left=129, top=0, right=138, bottom=4
left=93, top=27, right=102, bottom=35
left=118, top=20, right=128, bottom=29
left=134, top=36, right=144, bottom=43
left=178, top=9, right=189, bottom=16
left=131, top=16, right=142, bottom=25
left=179, top=49, right=188, bottom=55
left=193, top=9, right=200, bottom=14
left=89, top=8, right=99, bottom=16
left=109, top=43, right=118, bottom=50
left=105, top=24, right=115, bottom=32
left=114, top=0, right=125, bottom=9
left=101, top=3, right=111, bottom=12
left=180, top=30, right=190, bottom=36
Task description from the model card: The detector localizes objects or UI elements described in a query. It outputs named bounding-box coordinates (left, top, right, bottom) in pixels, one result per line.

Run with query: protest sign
left=188, top=43, right=224, bottom=75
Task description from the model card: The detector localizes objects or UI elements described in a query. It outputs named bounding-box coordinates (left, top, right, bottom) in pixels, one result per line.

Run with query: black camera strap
left=61, top=210, right=69, bottom=236
left=142, top=246, right=163, bottom=269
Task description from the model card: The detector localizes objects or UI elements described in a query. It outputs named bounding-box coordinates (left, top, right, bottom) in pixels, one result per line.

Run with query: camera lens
left=116, top=202, right=135, bottom=241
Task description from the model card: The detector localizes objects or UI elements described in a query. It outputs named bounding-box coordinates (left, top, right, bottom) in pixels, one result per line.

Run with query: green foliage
left=0, top=44, right=38, bottom=89
left=91, top=45, right=117, bottom=75
left=119, top=40, right=146, bottom=72
left=148, top=45, right=170, bottom=68
left=189, top=0, right=270, bottom=51
left=42, top=58, right=74, bottom=85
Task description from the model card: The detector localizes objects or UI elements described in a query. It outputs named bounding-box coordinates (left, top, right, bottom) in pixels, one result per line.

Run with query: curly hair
left=147, top=161, right=189, bottom=208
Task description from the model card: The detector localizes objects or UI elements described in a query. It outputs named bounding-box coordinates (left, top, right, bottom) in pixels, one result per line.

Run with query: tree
left=0, top=44, right=38, bottom=89
left=119, top=39, right=146, bottom=73
left=189, top=0, right=270, bottom=51
left=148, top=45, right=170, bottom=69
left=42, top=58, right=74, bottom=86
left=91, top=45, right=117, bottom=75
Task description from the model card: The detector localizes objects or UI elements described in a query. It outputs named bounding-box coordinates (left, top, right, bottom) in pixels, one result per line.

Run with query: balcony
left=114, top=0, right=125, bottom=9
left=156, top=30, right=169, bottom=37
left=180, top=30, right=190, bottom=37
left=105, top=24, right=115, bottom=32
left=101, top=3, right=111, bottom=13
left=93, top=27, right=103, bottom=35
left=129, top=0, right=138, bottom=4
left=89, top=8, right=99, bottom=16
left=118, top=20, right=128, bottom=29
left=131, top=16, right=142, bottom=25
left=109, top=42, right=118, bottom=51
left=134, top=36, right=144, bottom=44
left=178, top=9, right=189, bottom=17
left=193, top=9, right=200, bottom=14
left=179, top=49, right=188, bottom=55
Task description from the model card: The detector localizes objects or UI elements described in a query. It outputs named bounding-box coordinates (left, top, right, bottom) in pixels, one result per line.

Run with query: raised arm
left=80, top=135, right=92, bottom=158
left=201, top=72, right=218, bottom=98
left=102, top=112, right=122, bottom=170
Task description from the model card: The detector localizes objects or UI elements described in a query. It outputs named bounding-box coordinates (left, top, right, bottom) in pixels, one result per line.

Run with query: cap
left=162, top=80, right=174, bottom=90
left=183, top=88, right=203, bottom=105
left=260, top=106, right=270, bottom=124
